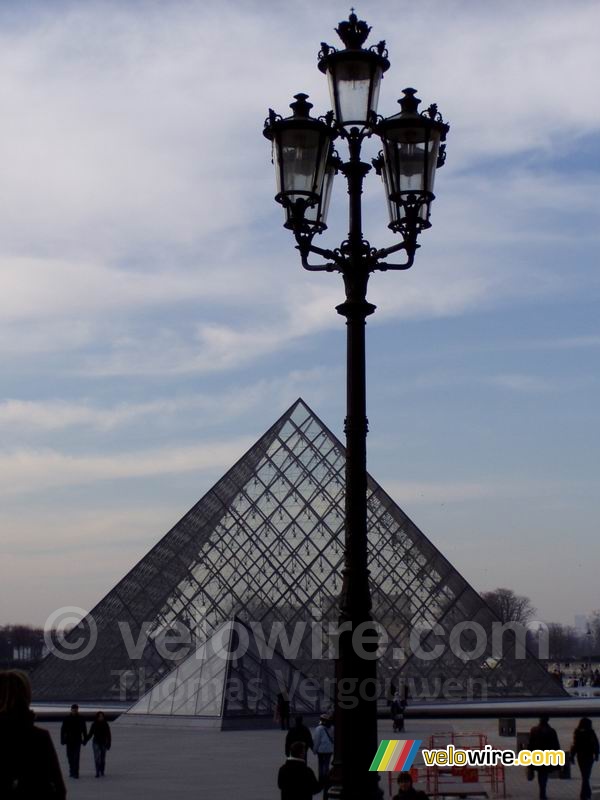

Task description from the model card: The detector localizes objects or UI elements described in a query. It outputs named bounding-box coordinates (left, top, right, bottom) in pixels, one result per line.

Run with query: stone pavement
left=43, top=716, right=598, bottom=800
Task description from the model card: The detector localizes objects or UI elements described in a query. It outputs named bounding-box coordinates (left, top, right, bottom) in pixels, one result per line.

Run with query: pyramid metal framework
left=33, top=399, right=562, bottom=704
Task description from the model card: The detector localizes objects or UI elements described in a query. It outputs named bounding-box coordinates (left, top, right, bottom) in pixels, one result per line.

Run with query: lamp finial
left=335, top=10, right=371, bottom=49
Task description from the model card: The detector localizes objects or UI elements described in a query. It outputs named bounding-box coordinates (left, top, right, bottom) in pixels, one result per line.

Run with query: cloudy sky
left=1, top=0, right=598, bottom=628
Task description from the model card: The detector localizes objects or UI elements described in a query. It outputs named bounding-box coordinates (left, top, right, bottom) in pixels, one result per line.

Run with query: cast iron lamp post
left=264, top=12, right=449, bottom=800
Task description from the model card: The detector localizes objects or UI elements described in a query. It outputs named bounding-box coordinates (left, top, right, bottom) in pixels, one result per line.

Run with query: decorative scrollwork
left=318, top=42, right=337, bottom=62
left=437, top=143, right=447, bottom=168
left=422, top=103, right=446, bottom=125
left=371, top=153, right=384, bottom=176
left=318, top=110, right=336, bottom=127
left=369, top=40, right=388, bottom=59
left=264, top=108, right=282, bottom=130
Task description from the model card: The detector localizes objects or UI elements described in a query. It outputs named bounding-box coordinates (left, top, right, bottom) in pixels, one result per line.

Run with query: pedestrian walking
left=61, top=702, right=87, bottom=779
left=86, top=710, right=112, bottom=777
left=312, top=714, right=334, bottom=782
left=570, top=717, right=599, bottom=800
left=528, top=715, right=561, bottom=800
left=276, top=691, right=291, bottom=731
left=390, top=692, right=405, bottom=732
left=278, top=741, right=321, bottom=800
left=0, top=669, right=66, bottom=798
left=285, top=715, right=314, bottom=761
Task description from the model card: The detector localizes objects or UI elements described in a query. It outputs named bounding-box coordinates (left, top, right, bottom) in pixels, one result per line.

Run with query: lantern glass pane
left=328, top=58, right=382, bottom=126
left=383, top=125, right=442, bottom=195
left=303, top=158, right=335, bottom=230
left=319, top=165, right=335, bottom=226
left=274, top=127, right=325, bottom=199
left=381, top=128, right=441, bottom=229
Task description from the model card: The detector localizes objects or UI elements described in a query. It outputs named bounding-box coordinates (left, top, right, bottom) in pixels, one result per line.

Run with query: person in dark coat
left=528, top=715, right=561, bottom=800
left=0, top=669, right=66, bottom=799
left=278, top=741, right=321, bottom=800
left=277, top=692, right=291, bottom=731
left=390, top=693, right=405, bottom=732
left=61, top=702, right=87, bottom=778
left=285, top=715, right=314, bottom=761
left=570, top=717, right=599, bottom=800
left=392, top=771, right=429, bottom=800
left=85, top=710, right=112, bottom=777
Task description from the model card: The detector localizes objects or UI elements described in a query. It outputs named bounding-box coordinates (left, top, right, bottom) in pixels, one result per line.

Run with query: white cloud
left=378, top=475, right=583, bottom=508
left=0, top=367, right=339, bottom=433
left=0, top=2, right=596, bottom=369
left=0, top=437, right=253, bottom=496
left=0, top=256, right=274, bottom=323
left=541, top=335, right=600, bottom=350
left=378, top=479, right=496, bottom=506
left=0, top=397, right=177, bottom=431
left=488, top=373, right=553, bottom=393
left=1, top=505, right=173, bottom=555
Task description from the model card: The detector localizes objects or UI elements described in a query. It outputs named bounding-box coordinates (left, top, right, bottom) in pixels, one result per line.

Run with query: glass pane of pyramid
left=126, top=619, right=324, bottom=721
left=128, top=621, right=231, bottom=718
left=33, top=399, right=563, bottom=704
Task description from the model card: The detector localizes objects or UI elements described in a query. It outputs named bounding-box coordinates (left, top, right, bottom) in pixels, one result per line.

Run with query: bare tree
left=481, top=587, right=536, bottom=625
left=0, top=624, right=45, bottom=664
left=547, top=623, right=580, bottom=662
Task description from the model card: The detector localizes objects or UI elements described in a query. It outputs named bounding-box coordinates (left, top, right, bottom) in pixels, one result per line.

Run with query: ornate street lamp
left=264, top=12, right=449, bottom=800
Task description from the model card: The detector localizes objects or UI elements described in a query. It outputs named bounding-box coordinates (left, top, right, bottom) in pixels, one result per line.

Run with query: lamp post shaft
left=264, top=16, right=449, bottom=798
left=329, top=140, right=379, bottom=800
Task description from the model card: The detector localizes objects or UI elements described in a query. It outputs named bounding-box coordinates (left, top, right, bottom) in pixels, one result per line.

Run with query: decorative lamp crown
left=335, top=11, right=371, bottom=49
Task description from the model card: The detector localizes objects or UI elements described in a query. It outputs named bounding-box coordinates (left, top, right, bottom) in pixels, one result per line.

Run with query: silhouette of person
left=529, top=715, right=561, bottom=800
left=571, top=717, right=599, bottom=800
left=392, top=771, right=429, bottom=800
left=277, top=691, right=291, bottom=731
left=0, top=669, right=66, bottom=798
left=278, top=741, right=321, bottom=800
left=86, top=710, right=112, bottom=777
left=285, top=715, right=314, bottom=761
left=312, top=714, right=334, bottom=780
left=61, top=702, right=87, bottom=778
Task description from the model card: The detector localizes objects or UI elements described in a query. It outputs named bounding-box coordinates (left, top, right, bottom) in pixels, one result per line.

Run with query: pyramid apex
left=280, top=397, right=318, bottom=424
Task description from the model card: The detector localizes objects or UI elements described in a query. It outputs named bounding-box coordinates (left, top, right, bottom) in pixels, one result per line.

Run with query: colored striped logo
left=369, top=739, right=422, bottom=772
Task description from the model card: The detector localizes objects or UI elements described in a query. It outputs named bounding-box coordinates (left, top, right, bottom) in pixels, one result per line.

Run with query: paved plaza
left=42, top=715, right=599, bottom=800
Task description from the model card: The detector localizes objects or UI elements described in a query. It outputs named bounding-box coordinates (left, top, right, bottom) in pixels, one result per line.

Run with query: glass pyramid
left=33, top=399, right=562, bottom=704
